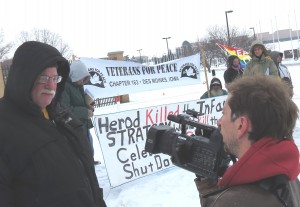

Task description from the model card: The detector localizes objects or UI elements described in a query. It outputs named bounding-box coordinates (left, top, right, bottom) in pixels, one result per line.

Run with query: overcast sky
left=1, top=0, right=299, bottom=59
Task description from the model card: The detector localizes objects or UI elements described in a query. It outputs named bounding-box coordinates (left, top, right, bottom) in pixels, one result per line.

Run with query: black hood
left=210, top=77, right=223, bottom=90
left=4, top=41, right=70, bottom=116
left=227, top=55, right=238, bottom=68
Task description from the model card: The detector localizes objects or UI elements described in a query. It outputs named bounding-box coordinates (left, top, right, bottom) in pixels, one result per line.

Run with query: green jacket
left=61, top=78, right=91, bottom=136
left=243, top=55, right=279, bottom=76
left=244, top=40, right=278, bottom=77
left=200, top=90, right=228, bottom=99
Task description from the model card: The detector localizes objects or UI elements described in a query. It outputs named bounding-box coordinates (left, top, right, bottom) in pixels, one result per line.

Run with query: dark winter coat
left=62, top=79, right=92, bottom=137
left=223, top=55, right=243, bottom=85
left=200, top=77, right=228, bottom=99
left=195, top=137, right=300, bottom=206
left=0, top=41, right=106, bottom=207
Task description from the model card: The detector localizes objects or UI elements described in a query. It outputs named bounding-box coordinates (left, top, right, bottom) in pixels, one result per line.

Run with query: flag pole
left=201, top=48, right=210, bottom=97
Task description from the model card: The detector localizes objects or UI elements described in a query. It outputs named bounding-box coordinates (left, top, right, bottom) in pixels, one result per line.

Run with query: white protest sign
left=93, top=95, right=227, bottom=187
left=82, top=54, right=201, bottom=99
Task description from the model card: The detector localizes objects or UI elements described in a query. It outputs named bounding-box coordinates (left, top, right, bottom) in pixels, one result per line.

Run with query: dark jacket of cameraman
left=195, top=137, right=300, bottom=207
left=0, top=41, right=106, bottom=207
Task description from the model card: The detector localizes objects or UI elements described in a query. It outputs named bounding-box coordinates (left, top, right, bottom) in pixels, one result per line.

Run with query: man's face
left=31, top=67, right=58, bottom=109
left=211, top=83, right=221, bottom=90
left=253, top=46, right=263, bottom=57
left=210, top=83, right=223, bottom=96
left=218, top=95, right=239, bottom=156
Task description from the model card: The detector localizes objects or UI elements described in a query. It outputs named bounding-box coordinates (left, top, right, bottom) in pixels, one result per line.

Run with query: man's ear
left=236, top=116, right=250, bottom=138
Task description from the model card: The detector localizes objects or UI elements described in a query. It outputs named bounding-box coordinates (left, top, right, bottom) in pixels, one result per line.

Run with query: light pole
left=137, top=49, right=142, bottom=63
left=249, top=27, right=256, bottom=39
left=225, top=10, right=233, bottom=46
left=162, top=37, right=171, bottom=61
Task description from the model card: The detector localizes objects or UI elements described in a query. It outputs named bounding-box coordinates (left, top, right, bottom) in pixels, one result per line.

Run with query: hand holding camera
left=144, top=109, right=231, bottom=183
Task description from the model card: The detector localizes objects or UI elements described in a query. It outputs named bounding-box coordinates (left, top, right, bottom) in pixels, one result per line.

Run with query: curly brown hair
left=227, top=75, right=298, bottom=141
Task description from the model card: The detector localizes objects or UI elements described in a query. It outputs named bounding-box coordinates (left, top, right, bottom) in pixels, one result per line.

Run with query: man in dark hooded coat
left=223, top=55, right=243, bottom=88
left=200, top=77, right=228, bottom=99
left=0, top=41, right=106, bottom=207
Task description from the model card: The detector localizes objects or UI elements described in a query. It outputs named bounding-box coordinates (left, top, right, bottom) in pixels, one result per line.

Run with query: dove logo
left=87, top=68, right=106, bottom=88
left=179, top=63, right=198, bottom=79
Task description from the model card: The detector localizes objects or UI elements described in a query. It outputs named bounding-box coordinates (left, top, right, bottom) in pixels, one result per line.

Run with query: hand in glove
left=88, top=109, right=94, bottom=118
left=194, top=175, right=224, bottom=198
left=87, top=104, right=95, bottom=112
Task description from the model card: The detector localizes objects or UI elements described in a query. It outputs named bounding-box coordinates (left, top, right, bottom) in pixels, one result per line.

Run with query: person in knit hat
left=69, top=60, right=91, bottom=84
left=200, top=77, right=228, bottom=99
left=61, top=60, right=99, bottom=164
left=0, top=41, right=106, bottom=207
left=243, top=40, right=279, bottom=77
left=223, top=55, right=243, bottom=88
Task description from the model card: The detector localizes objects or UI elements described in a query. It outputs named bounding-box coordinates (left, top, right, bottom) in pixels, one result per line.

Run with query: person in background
left=195, top=75, right=300, bottom=207
left=243, top=40, right=278, bottom=77
left=223, top=55, right=243, bottom=88
left=270, top=51, right=294, bottom=97
left=0, top=41, right=106, bottom=207
left=61, top=60, right=99, bottom=165
left=200, top=77, right=228, bottom=99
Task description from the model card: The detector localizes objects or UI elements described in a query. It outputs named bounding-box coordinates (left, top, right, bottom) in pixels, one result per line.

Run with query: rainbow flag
left=216, top=43, right=251, bottom=68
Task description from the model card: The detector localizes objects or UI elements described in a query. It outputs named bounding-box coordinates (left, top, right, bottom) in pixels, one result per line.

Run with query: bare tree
left=233, top=28, right=252, bottom=52
left=195, top=38, right=222, bottom=68
left=191, top=26, right=227, bottom=67
left=207, top=25, right=228, bottom=44
left=18, top=28, right=72, bottom=59
left=181, top=40, right=193, bottom=57
left=206, top=25, right=253, bottom=53
left=0, top=30, right=13, bottom=61
left=191, top=25, right=253, bottom=66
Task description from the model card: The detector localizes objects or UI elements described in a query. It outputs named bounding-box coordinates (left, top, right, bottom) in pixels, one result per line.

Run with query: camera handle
left=167, top=114, right=216, bottom=136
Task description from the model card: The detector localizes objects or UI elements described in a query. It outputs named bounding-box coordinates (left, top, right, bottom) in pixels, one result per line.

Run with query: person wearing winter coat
left=200, top=77, right=228, bottom=99
left=243, top=40, right=279, bottom=77
left=195, top=75, right=300, bottom=207
left=0, top=41, right=106, bottom=207
left=223, top=55, right=243, bottom=88
left=61, top=60, right=98, bottom=164
left=270, top=50, right=294, bottom=97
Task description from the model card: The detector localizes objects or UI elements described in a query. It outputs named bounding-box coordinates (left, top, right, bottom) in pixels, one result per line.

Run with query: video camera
left=144, top=109, right=231, bottom=182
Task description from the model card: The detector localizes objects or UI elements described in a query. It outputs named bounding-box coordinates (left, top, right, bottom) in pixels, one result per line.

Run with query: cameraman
left=195, top=75, right=300, bottom=207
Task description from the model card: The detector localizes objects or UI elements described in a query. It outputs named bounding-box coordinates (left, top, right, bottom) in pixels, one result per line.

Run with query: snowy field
left=93, top=61, right=300, bottom=207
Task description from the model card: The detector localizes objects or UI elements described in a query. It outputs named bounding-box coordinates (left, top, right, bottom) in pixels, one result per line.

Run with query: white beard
left=210, top=89, right=224, bottom=97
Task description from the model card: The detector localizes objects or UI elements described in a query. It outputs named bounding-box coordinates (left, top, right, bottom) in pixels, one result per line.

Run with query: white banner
left=82, top=54, right=201, bottom=99
left=93, top=95, right=227, bottom=187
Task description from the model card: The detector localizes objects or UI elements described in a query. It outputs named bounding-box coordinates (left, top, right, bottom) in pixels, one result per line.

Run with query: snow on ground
left=93, top=62, right=300, bottom=207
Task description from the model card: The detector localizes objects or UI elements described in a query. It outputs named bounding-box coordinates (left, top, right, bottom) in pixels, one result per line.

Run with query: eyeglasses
left=37, top=75, right=62, bottom=84
left=212, top=84, right=220, bottom=87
